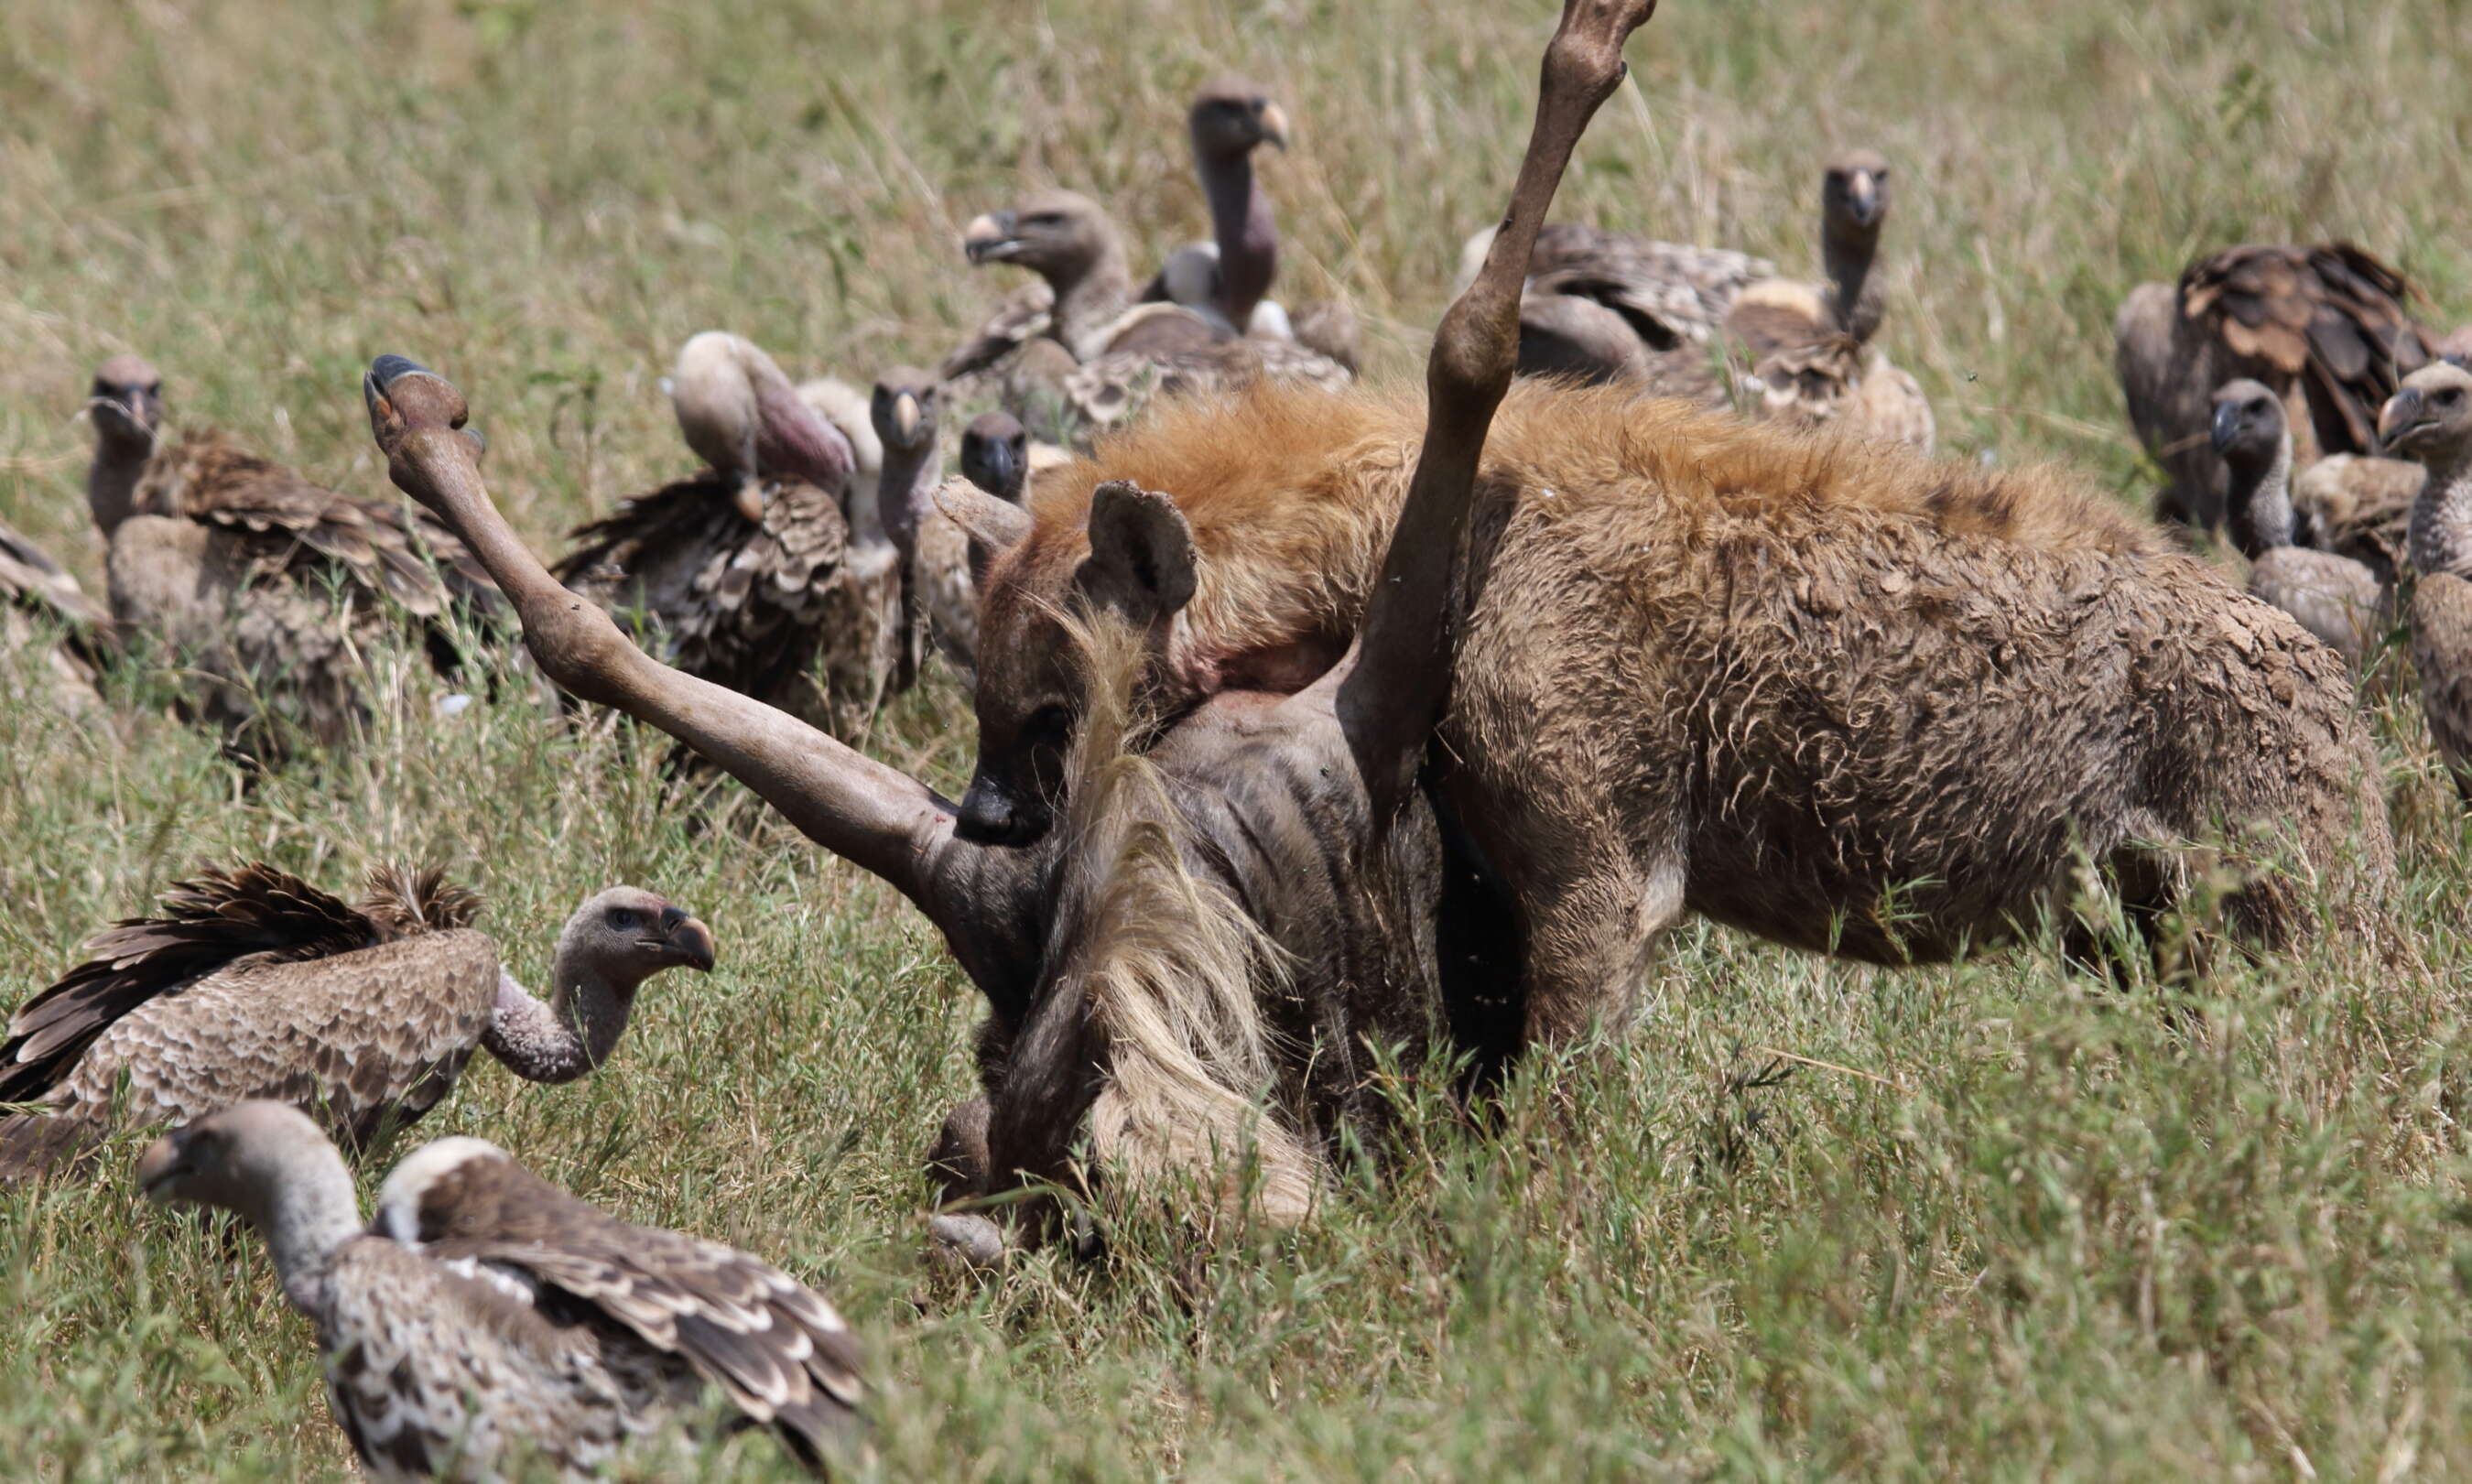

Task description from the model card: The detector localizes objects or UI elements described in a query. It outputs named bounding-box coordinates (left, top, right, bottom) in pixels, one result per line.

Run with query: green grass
left=4, top=0, right=2472, bottom=1477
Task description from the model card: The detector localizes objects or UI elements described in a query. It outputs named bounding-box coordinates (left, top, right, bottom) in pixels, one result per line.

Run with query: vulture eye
left=606, top=907, right=642, bottom=931
left=1023, top=212, right=1063, bottom=229
left=2441, top=388, right=2466, bottom=407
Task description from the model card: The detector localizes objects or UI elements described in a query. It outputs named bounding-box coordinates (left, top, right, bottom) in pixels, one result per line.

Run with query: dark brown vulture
left=2376, top=363, right=2472, bottom=802
left=0, top=864, right=712, bottom=1179
left=2116, top=243, right=2436, bottom=530
left=82, top=356, right=504, bottom=762
left=138, top=1103, right=862, bottom=1479
left=555, top=333, right=906, bottom=738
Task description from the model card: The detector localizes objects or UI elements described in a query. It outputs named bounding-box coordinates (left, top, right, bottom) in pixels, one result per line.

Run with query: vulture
left=869, top=368, right=963, bottom=675
left=942, top=190, right=1350, bottom=444
left=83, top=356, right=504, bottom=762
left=555, top=333, right=907, bottom=738
left=139, top=1102, right=863, bottom=1480
left=2209, top=379, right=2388, bottom=668
left=1458, top=211, right=1771, bottom=396
left=2115, top=243, right=2436, bottom=530
left=2376, top=363, right=2472, bottom=802
left=1142, top=78, right=1365, bottom=374
left=1726, top=150, right=1935, bottom=452
left=2292, top=452, right=2421, bottom=581
left=0, top=863, right=713, bottom=1179
left=0, top=517, right=114, bottom=714
left=960, top=411, right=1031, bottom=504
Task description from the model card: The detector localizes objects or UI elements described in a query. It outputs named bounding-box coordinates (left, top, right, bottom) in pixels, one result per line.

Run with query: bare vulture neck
left=2412, top=456, right=2472, bottom=578
left=1821, top=219, right=1882, bottom=342
left=1200, top=146, right=1278, bottom=329
left=2227, top=437, right=2300, bottom=559
left=1052, top=236, right=1136, bottom=361
left=87, top=436, right=153, bottom=536
left=880, top=437, right=943, bottom=560
left=251, top=1140, right=363, bottom=1316
left=482, top=924, right=644, bottom=1084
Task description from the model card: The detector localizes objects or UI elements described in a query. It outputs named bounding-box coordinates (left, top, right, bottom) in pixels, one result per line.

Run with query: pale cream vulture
left=139, top=1103, right=862, bottom=1479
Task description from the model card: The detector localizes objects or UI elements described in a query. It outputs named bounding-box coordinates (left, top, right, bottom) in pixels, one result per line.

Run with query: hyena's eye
left=1025, top=704, right=1071, bottom=749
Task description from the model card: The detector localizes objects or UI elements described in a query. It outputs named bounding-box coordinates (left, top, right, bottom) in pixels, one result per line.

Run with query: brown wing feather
left=407, top=1153, right=864, bottom=1467
left=142, top=431, right=501, bottom=621
left=0, top=521, right=110, bottom=632
left=2, top=863, right=380, bottom=1103
left=355, top=865, right=483, bottom=938
left=556, top=473, right=868, bottom=723
left=50, top=929, right=498, bottom=1149
left=941, top=281, right=1058, bottom=382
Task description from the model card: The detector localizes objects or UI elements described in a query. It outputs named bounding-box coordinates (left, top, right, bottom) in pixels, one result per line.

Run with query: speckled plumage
left=2116, top=244, right=2434, bottom=530
left=99, top=428, right=502, bottom=758
left=374, top=1143, right=864, bottom=1469
left=0, top=864, right=493, bottom=1176
left=1740, top=333, right=1936, bottom=454
left=2412, top=572, right=2472, bottom=800
left=556, top=472, right=898, bottom=736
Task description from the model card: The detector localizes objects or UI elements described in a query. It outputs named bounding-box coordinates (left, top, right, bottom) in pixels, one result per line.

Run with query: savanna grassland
left=4, top=0, right=2471, bottom=1478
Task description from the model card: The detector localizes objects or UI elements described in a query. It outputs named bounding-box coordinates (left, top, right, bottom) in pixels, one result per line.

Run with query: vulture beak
left=732, top=476, right=768, bottom=525
left=136, top=1131, right=191, bottom=1203
left=892, top=390, right=923, bottom=446
left=1846, top=172, right=1882, bottom=228
left=963, top=211, right=1024, bottom=265
left=656, top=906, right=718, bottom=971
left=2208, top=401, right=2244, bottom=455
left=1257, top=101, right=1291, bottom=151
left=2378, top=388, right=2428, bottom=453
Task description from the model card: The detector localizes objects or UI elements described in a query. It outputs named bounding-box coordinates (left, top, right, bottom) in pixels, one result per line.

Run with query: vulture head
left=870, top=368, right=938, bottom=460
left=1188, top=76, right=1289, bottom=163
left=559, top=886, right=717, bottom=984
left=2209, top=378, right=2290, bottom=478
left=1821, top=148, right=1892, bottom=247
left=139, top=1101, right=337, bottom=1230
left=88, top=354, right=164, bottom=451
left=961, top=190, right=1115, bottom=286
left=961, top=411, right=1030, bottom=504
left=2380, top=362, right=2472, bottom=467
left=670, top=332, right=857, bottom=522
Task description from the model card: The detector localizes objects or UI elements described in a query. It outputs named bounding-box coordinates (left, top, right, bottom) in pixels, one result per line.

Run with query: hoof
left=927, top=1213, right=1008, bottom=1274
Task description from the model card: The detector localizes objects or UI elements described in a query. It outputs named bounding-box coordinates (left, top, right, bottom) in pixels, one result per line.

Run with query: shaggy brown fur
left=970, top=378, right=2394, bottom=1039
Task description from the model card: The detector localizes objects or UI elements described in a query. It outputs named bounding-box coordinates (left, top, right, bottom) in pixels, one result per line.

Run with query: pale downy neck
left=879, top=436, right=943, bottom=563
left=1051, top=238, right=1136, bottom=362
left=1201, top=145, right=1278, bottom=330
left=1821, top=216, right=1883, bottom=344
left=480, top=919, right=641, bottom=1085
left=88, top=429, right=156, bottom=537
left=2226, top=433, right=2299, bottom=560
left=2410, top=451, right=2472, bottom=579
left=246, top=1139, right=364, bottom=1316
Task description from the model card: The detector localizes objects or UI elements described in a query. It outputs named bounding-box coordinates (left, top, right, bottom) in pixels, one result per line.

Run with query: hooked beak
left=2209, top=402, right=2244, bottom=455
left=657, top=909, right=718, bottom=971
left=963, top=211, right=1024, bottom=265
left=2378, top=388, right=2428, bottom=453
left=893, top=391, right=922, bottom=446
left=1845, top=172, right=1882, bottom=228
left=732, top=477, right=767, bottom=525
left=136, top=1131, right=190, bottom=1203
left=1257, top=101, right=1291, bottom=151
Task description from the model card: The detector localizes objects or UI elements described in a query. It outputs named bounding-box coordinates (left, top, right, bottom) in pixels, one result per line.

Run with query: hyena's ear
left=1077, top=480, right=1198, bottom=625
